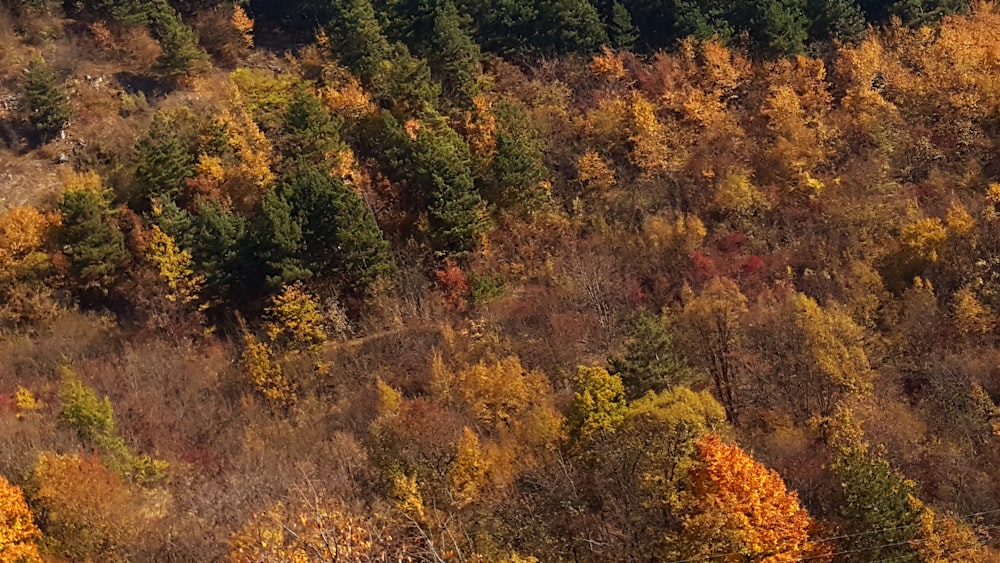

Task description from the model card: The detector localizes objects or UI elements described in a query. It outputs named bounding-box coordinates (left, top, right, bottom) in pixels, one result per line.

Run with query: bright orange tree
left=675, top=434, right=821, bottom=562
left=0, top=475, right=41, bottom=563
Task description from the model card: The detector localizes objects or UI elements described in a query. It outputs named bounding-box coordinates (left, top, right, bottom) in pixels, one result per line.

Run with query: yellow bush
left=242, top=333, right=296, bottom=409
left=577, top=150, right=616, bottom=190
left=644, top=213, right=707, bottom=254
left=230, top=5, right=254, bottom=48
left=146, top=225, right=204, bottom=305
left=0, top=475, right=41, bottom=563
left=900, top=217, right=948, bottom=262
left=946, top=203, right=976, bottom=237
left=14, top=387, right=42, bottom=412
left=590, top=46, right=627, bottom=81
left=264, top=284, right=327, bottom=351
left=711, top=170, right=772, bottom=216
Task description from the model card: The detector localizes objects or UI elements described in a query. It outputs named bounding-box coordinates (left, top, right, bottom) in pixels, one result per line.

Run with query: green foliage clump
left=57, top=189, right=129, bottom=300
left=606, top=1, right=640, bottom=47
left=831, top=445, right=923, bottom=559
left=280, top=88, right=348, bottom=164
left=149, top=3, right=211, bottom=77
left=469, top=273, right=505, bottom=306
left=427, top=0, right=481, bottom=103
left=256, top=164, right=394, bottom=296
left=610, top=308, right=702, bottom=399
left=483, top=100, right=550, bottom=211
left=57, top=364, right=167, bottom=484
left=134, top=112, right=196, bottom=204
left=23, top=58, right=70, bottom=145
left=410, top=109, right=491, bottom=255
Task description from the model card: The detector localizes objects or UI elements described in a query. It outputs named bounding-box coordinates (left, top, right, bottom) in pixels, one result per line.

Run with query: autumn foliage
left=0, top=476, right=41, bottom=563
left=3, top=0, right=1000, bottom=560
left=676, top=434, right=820, bottom=561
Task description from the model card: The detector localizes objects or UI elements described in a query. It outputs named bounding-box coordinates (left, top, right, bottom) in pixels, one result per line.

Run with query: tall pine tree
left=484, top=99, right=549, bottom=210
left=411, top=109, right=490, bottom=256
left=606, top=1, right=639, bottom=48
left=58, top=189, right=129, bottom=300
left=275, top=164, right=394, bottom=296
left=429, top=0, right=481, bottom=103
left=134, top=112, right=196, bottom=205
left=23, top=58, right=70, bottom=145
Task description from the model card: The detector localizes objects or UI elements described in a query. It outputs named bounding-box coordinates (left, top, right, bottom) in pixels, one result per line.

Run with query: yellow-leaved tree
left=145, top=225, right=204, bottom=306
left=786, top=293, right=875, bottom=418
left=264, top=283, right=327, bottom=351
left=0, top=206, right=58, bottom=329
left=241, top=332, right=296, bottom=410
left=0, top=475, right=42, bottom=563
left=673, top=434, right=821, bottom=562
left=230, top=5, right=254, bottom=48
left=567, top=365, right=628, bottom=442
left=576, top=150, right=616, bottom=191
left=629, top=94, right=686, bottom=175
left=900, top=217, right=948, bottom=263
left=229, top=498, right=413, bottom=562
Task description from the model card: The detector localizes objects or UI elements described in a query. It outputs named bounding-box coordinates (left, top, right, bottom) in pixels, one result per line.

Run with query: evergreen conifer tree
left=370, top=44, right=442, bottom=111
left=485, top=100, right=549, bottom=210
left=537, top=0, right=609, bottom=52
left=257, top=188, right=310, bottom=288
left=280, top=88, right=347, bottom=164
left=330, top=0, right=393, bottom=78
left=277, top=165, right=394, bottom=295
left=609, top=308, right=701, bottom=399
left=750, top=0, right=810, bottom=55
left=429, top=0, right=481, bottom=103
left=607, top=1, right=639, bottom=47
left=149, top=3, right=210, bottom=77
left=23, top=58, right=70, bottom=145
left=134, top=112, right=196, bottom=204
left=673, top=0, right=735, bottom=41
left=807, top=0, right=866, bottom=42
left=189, top=199, right=256, bottom=304
left=411, top=109, right=490, bottom=256
left=57, top=190, right=129, bottom=298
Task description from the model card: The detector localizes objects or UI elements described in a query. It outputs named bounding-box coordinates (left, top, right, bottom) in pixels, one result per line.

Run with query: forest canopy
left=0, top=0, right=1000, bottom=560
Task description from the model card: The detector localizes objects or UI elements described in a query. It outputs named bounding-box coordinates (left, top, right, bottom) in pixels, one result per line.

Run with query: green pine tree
left=537, top=0, right=609, bottom=52
left=149, top=2, right=210, bottom=77
left=71, top=0, right=150, bottom=25
left=464, top=0, right=607, bottom=54
left=280, top=88, right=348, bottom=164
left=618, top=0, right=677, bottom=48
left=806, top=0, right=866, bottom=43
left=673, top=0, right=735, bottom=42
left=277, top=164, right=394, bottom=296
left=329, top=0, right=393, bottom=78
left=832, top=446, right=923, bottom=560
left=429, top=0, right=481, bottom=103
left=23, top=58, right=71, bottom=145
left=256, top=187, right=310, bottom=288
left=484, top=99, right=550, bottom=211
left=189, top=199, right=257, bottom=304
left=411, top=109, right=490, bottom=256
left=134, top=112, right=196, bottom=204
left=57, top=189, right=129, bottom=299
left=607, top=1, right=639, bottom=48
left=609, top=308, right=702, bottom=399
left=750, top=0, right=810, bottom=56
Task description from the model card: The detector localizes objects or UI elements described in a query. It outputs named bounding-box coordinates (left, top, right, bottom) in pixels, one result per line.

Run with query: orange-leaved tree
left=674, top=434, right=822, bottom=562
left=0, top=475, right=42, bottom=563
